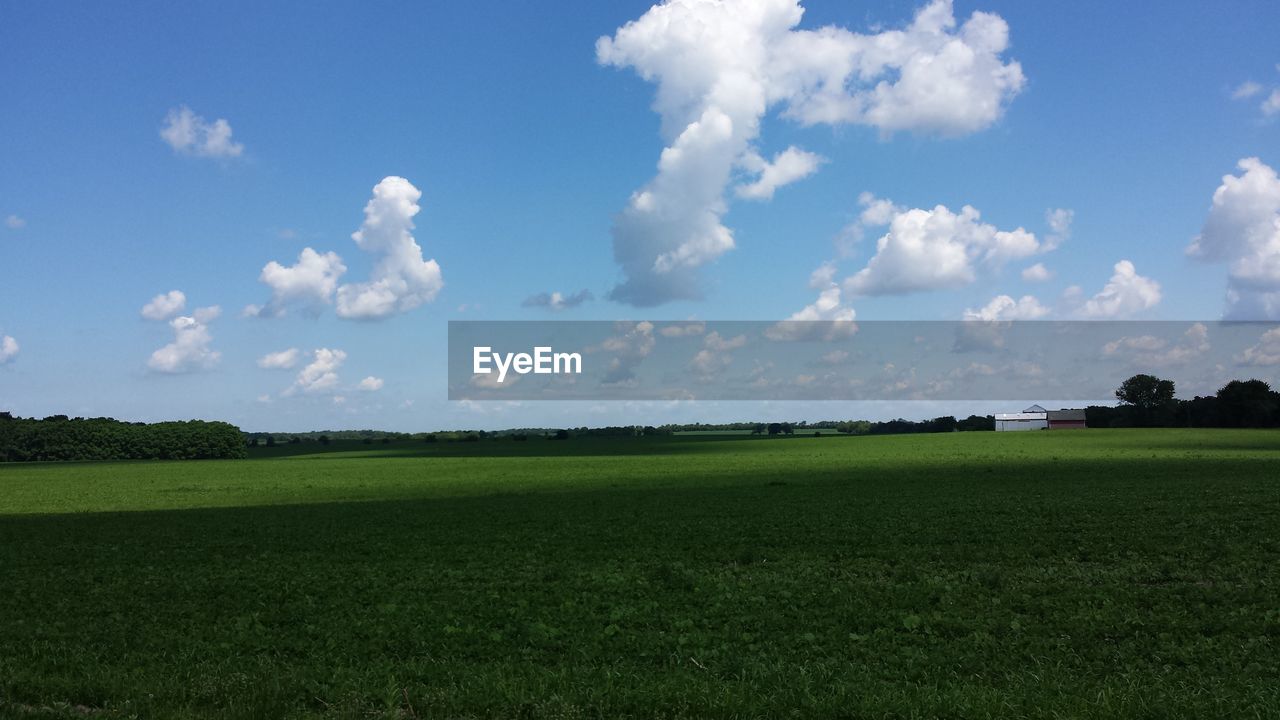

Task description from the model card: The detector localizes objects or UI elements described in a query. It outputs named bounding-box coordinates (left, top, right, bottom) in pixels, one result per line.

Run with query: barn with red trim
left=1046, top=408, right=1087, bottom=429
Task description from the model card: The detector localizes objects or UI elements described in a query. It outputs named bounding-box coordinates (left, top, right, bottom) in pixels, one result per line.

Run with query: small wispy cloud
left=522, top=289, right=593, bottom=311
left=160, top=105, right=244, bottom=158
left=1232, top=81, right=1263, bottom=100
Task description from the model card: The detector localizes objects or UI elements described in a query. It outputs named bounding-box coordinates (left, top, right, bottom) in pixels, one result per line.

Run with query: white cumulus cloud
left=285, top=348, right=347, bottom=395
left=1231, top=69, right=1280, bottom=118
left=766, top=284, right=857, bottom=341
left=335, top=177, right=444, bottom=320
left=140, top=290, right=186, bottom=321
left=598, top=0, right=1025, bottom=306
left=735, top=146, right=825, bottom=200
left=844, top=197, right=1040, bottom=295
left=785, top=285, right=857, bottom=323
left=250, top=177, right=442, bottom=321
left=1073, top=260, right=1161, bottom=318
left=1188, top=158, right=1280, bottom=319
left=808, top=261, right=837, bottom=289
left=963, top=294, right=1048, bottom=321
left=0, top=335, right=18, bottom=364
left=357, top=376, right=384, bottom=391
left=160, top=106, right=244, bottom=158
left=1021, top=262, right=1052, bottom=282
left=4, top=215, right=24, bottom=229
left=1042, top=208, right=1072, bottom=252
left=1264, top=89, right=1280, bottom=117
left=251, top=247, right=347, bottom=318
left=147, top=306, right=221, bottom=373
left=257, top=348, right=301, bottom=370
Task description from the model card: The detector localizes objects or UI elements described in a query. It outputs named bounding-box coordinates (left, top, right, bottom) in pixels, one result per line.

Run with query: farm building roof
left=995, top=412, right=1047, bottom=420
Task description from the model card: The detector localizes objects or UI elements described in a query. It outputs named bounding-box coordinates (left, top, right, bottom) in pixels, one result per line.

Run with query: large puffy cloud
left=140, top=290, right=186, bottom=321
left=251, top=177, right=442, bottom=321
left=772, top=0, right=1025, bottom=133
left=605, top=107, right=743, bottom=305
left=249, top=248, right=347, bottom=317
left=0, top=335, right=17, bottom=364
left=844, top=197, right=1039, bottom=295
left=335, top=177, right=444, bottom=320
left=147, top=306, right=221, bottom=373
left=159, top=106, right=244, bottom=158
left=598, top=0, right=1024, bottom=306
left=1188, top=158, right=1280, bottom=319
left=1070, top=260, right=1162, bottom=318
left=963, top=294, right=1048, bottom=321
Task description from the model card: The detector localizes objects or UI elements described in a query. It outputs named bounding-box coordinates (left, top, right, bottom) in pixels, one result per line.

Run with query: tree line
left=1089, top=375, right=1280, bottom=428
left=0, top=413, right=247, bottom=462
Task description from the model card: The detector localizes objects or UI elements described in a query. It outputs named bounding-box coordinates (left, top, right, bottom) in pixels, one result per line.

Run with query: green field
left=3, top=430, right=1279, bottom=718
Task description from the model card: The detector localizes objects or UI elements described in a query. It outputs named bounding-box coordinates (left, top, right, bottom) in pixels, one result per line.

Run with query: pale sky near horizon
left=2, top=0, right=1279, bottom=431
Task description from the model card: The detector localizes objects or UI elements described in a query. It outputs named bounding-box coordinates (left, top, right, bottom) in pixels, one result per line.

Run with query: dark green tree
left=1116, top=374, right=1176, bottom=426
left=1215, top=379, right=1278, bottom=427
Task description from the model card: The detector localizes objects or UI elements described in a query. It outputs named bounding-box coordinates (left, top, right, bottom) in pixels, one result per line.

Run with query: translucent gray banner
left=448, top=321, right=1280, bottom=401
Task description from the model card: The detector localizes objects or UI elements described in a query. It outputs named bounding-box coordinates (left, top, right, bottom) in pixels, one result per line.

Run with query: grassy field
left=2, top=429, right=1279, bottom=718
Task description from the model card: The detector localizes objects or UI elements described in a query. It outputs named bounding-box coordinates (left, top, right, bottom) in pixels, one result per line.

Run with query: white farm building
left=995, top=404, right=1049, bottom=431
left=995, top=405, right=1088, bottom=431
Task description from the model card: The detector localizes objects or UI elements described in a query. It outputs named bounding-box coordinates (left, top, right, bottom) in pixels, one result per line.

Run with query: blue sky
left=1, top=0, right=1278, bottom=430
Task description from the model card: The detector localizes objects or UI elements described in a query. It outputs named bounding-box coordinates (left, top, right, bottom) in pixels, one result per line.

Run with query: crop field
left=2, top=429, right=1280, bottom=718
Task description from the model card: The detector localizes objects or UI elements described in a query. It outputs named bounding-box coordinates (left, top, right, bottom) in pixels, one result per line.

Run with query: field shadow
left=250, top=434, right=812, bottom=461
